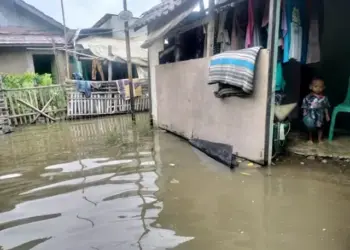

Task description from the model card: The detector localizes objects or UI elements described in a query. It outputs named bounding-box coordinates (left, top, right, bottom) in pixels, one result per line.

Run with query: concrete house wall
left=150, top=37, right=270, bottom=163
left=0, top=1, right=65, bottom=81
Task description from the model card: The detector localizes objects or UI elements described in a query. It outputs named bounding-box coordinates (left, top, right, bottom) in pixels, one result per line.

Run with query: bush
left=2, top=72, right=53, bottom=89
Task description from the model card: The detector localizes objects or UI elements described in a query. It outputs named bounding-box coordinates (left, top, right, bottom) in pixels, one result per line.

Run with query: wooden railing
left=65, top=79, right=149, bottom=118
left=0, top=79, right=150, bottom=127
left=4, top=85, right=67, bottom=126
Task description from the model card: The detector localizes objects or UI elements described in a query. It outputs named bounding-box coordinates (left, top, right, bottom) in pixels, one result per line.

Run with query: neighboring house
left=132, top=0, right=273, bottom=164
left=0, top=0, right=67, bottom=83
left=92, top=13, right=147, bottom=39
left=69, top=13, right=149, bottom=81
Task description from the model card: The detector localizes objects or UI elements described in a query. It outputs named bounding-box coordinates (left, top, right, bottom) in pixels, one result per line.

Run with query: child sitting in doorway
left=301, top=77, right=330, bottom=144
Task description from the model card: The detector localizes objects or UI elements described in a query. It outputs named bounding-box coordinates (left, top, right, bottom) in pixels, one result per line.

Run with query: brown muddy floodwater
left=0, top=114, right=350, bottom=250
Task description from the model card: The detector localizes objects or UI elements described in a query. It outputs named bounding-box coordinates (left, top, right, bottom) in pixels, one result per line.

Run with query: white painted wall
left=148, top=39, right=164, bottom=124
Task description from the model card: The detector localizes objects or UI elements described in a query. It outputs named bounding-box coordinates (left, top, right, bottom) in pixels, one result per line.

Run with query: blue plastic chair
left=328, top=77, right=350, bottom=141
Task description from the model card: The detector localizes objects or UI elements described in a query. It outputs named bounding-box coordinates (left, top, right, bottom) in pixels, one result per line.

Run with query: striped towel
left=208, top=46, right=262, bottom=97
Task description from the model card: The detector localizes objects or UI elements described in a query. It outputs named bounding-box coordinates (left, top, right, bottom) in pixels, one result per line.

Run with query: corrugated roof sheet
left=132, top=0, right=195, bottom=30
left=0, top=27, right=65, bottom=46
left=76, top=36, right=148, bottom=66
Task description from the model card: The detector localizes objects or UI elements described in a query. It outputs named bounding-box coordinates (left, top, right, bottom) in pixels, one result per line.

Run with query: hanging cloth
left=91, top=59, right=105, bottom=81
left=217, top=10, right=231, bottom=52
left=262, top=0, right=269, bottom=28
left=245, top=0, right=254, bottom=48
left=306, top=0, right=320, bottom=64
left=231, top=9, right=239, bottom=50
left=262, top=0, right=288, bottom=37
left=283, top=0, right=308, bottom=63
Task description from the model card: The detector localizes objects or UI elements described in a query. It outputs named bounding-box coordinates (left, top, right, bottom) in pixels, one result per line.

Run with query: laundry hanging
left=217, top=10, right=231, bottom=52
left=283, top=0, right=308, bottom=63
left=306, top=0, right=321, bottom=64
left=245, top=0, right=254, bottom=48
left=91, top=59, right=105, bottom=81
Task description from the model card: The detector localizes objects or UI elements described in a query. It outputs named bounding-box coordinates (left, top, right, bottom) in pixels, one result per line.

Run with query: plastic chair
left=328, top=77, right=350, bottom=141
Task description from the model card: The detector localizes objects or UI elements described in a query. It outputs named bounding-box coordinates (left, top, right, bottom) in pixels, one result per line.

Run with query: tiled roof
left=0, top=27, right=65, bottom=46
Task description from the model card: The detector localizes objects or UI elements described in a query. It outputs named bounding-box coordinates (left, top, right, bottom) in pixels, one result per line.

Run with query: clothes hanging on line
left=76, top=80, right=91, bottom=98
left=217, top=10, right=231, bottom=52
left=245, top=0, right=254, bottom=48
left=91, top=59, right=105, bottom=81
left=306, top=19, right=320, bottom=64
left=116, top=79, right=142, bottom=100
left=231, top=9, right=245, bottom=50
left=306, top=0, right=321, bottom=64
left=283, top=0, right=308, bottom=64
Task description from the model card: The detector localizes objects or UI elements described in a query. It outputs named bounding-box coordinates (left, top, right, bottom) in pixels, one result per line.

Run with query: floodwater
left=0, top=114, right=350, bottom=250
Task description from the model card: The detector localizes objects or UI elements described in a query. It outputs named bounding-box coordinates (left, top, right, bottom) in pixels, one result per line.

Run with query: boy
left=301, top=77, right=330, bottom=144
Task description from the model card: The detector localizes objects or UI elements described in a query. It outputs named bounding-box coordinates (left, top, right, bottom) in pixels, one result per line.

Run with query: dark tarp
left=189, top=139, right=237, bottom=168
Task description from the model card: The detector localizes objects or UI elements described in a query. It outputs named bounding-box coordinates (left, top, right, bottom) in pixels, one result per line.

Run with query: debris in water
left=240, top=172, right=251, bottom=176
left=322, top=228, right=326, bottom=231
left=240, top=231, right=244, bottom=234
left=307, top=155, right=315, bottom=160
left=169, top=163, right=176, bottom=167
left=247, top=162, right=254, bottom=167
left=322, top=159, right=328, bottom=164
left=170, top=179, right=180, bottom=184
left=300, top=162, right=305, bottom=165
left=237, top=159, right=242, bottom=163
left=155, top=223, right=161, bottom=228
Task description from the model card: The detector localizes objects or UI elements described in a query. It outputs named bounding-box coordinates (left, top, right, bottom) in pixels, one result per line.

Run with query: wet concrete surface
left=0, top=114, right=350, bottom=250
left=288, top=132, right=350, bottom=159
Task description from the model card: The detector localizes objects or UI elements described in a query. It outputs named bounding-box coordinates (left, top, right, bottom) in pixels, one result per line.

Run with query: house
left=131, top=0, right=272, bottom=164
left=135, top=0, right=350, bottom=165
left=92, top=13, right=147, bottom=39
left=70, top=13, right=149, bottom=81
left=0, top=0, right=67, bottom=83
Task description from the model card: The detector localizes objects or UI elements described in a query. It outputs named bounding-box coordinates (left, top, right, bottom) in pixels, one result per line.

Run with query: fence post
left=0, top=76, right=12, bottom=133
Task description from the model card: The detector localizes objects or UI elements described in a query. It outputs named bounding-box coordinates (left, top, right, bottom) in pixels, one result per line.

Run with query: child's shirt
left=302, top=93, right=330, bottom=127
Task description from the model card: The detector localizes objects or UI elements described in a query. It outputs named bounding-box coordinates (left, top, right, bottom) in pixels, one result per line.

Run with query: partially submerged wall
left=155, top=49, right=269, bottom=163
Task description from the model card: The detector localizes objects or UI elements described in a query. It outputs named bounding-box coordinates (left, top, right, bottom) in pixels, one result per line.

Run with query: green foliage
left=2, top=72, right=53, bottom=89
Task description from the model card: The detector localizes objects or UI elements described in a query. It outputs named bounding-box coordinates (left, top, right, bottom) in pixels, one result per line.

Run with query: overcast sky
left=24, top=0, right=161, bottom=29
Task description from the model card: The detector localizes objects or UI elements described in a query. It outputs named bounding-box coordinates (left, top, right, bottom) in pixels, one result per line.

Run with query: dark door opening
left=33, top=54, right=54, bottom=75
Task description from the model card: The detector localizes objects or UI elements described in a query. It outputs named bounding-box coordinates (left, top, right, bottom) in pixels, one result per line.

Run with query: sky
left=24, top=0, right=161, bottom=29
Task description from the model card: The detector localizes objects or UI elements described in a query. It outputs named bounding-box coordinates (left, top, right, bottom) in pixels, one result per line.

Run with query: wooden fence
left=65, top=79, right=150, bottom=118
left=66, top=92, right=149, bottom=118
left=4, top=85, right=66, bottom=126
left=0, top=79, right=150, bottom=127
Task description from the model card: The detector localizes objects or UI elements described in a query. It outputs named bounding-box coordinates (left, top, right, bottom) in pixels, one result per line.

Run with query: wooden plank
left=32, top=96, right=54, bottom=123
left=17, top=99, right=56, bottom=122
left=7, top=93, right=18, bottom=126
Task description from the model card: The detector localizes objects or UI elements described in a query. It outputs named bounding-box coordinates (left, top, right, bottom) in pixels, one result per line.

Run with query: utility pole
left=60, top=0, right=70, bottom=79
left=123, top=0, right=136, bottom=123
left=206, top=0, right=215, bottom=57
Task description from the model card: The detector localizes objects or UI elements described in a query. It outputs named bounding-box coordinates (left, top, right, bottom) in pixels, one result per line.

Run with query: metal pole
left=265, top=0, right=281, bottom=166
left=123, top=0, right=136, bottom=123
left=60, top=0, right=70, bottom=79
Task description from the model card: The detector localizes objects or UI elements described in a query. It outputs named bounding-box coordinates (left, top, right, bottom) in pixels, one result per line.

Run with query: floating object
left=189, top=139, right=237, bottom=168
left=170, top=179, right=179, bottom=184
left=240, top=172, right=251, bottom=176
